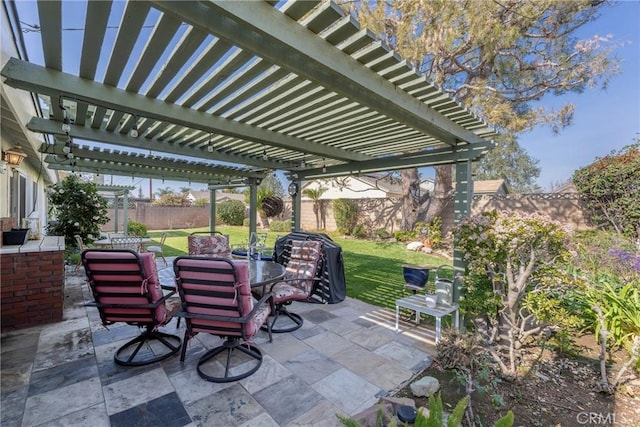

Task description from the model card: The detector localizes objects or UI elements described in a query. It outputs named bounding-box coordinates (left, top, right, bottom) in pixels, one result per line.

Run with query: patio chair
left=146, top=232, right=167, bottom=266
left=173, top=257, right=273, bottom=382
left=187, top=231, right=231, bottom=258
left=74, top=234, right=89, bottom=272
left=81, top=249, right=182, bottom=366
left=253, top=240, right=322, bottom=333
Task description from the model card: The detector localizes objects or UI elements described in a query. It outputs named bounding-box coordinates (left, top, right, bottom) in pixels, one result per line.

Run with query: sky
left=14, top=1, right=640, bottom=195
left=518, top=1, right=640, bottom=190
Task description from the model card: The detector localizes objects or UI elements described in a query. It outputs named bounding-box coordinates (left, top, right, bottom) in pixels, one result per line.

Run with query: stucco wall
left=470, top=193, right=592, bottom=230
left=103, top=204, right=212, bottom=232
left=100, top=193, right=592, bottom=235
left=299, top=198, right=403, bottom=233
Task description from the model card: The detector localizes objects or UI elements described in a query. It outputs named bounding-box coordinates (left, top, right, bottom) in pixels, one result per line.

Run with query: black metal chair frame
left=265, top=277, right=322, bottom=333
left=264, top=240, right=323, bottom=333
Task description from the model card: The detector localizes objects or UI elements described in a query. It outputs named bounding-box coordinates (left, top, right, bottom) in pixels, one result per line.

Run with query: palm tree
left=302, top=186, right=327, bottom=230
left=256, top=186, right=274, bottom=228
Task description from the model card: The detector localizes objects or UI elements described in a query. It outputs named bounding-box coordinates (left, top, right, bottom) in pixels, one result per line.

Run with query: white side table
left=395, top=294, right=459, bottom=343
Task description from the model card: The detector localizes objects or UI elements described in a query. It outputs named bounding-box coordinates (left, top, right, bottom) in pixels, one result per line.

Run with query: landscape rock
left=381, top=396, right=416, bottom=409
left=410, top=376, right=440, bottom=397
left=350, top=402, right=394, bottom=426
left=407, top=241, right=423, bottom=251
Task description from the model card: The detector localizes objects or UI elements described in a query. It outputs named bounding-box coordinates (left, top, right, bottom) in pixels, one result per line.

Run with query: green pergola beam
left=2, top=58, right=371, bottom=163
left=151, top=0, right=485, bottom=146
left=296, top=140, right=494, bottom=179
left=41, top=142, right=265, bottom=179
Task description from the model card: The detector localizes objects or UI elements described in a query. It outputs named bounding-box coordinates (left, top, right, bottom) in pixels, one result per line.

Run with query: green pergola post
left=208, top=187, right=216, bottom=231
left=453, top=160, right=473, bottom=303
left=122, top=189, right=129, bottom=234
left=288, top=179, right=301, bottom=232
left=113, top=195, right=119, bottom=233
left=248, top=178, right=258, bottom=237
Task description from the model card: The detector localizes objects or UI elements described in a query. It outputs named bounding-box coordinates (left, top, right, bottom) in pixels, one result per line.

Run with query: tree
left=152, top=193, right=191, bottom=206
left=474, top=134, right=542, bottom=193
left=302, top=186, right=327, bottom=230
left=155, top=186, right=173, bottom=197
left=573, top=142, right=640, bottom=240
left=47, top=174, right=109, bottom=247
left=346, top=0, right=620, bottom=228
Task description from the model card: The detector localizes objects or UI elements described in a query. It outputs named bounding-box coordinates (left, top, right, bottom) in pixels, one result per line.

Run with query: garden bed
left=393, top=334, right=640, bottom=426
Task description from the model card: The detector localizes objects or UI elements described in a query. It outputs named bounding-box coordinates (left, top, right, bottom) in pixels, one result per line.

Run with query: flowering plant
left=607, top=249, right=640, bottom=282
left=47, top=174, right=109, bottom=247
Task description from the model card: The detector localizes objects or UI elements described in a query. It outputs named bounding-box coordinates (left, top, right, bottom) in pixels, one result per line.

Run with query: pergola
left=1, top=1, right=495, bottom=249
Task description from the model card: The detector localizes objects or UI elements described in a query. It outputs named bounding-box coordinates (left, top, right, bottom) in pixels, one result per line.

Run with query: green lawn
left=148, top=226, right=451, bottom=311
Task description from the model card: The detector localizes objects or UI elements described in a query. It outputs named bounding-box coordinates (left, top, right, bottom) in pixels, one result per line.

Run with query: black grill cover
left=273, top=232, right=346, bottom=304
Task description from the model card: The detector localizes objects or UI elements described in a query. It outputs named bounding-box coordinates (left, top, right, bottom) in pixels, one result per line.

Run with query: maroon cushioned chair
left=81, top=249, right=181, bottom=366
left=254, top=240, right=322, bottom=333
left=173, top=257, right=273, bottom=382
left=187, top=231, right=232, bottom=258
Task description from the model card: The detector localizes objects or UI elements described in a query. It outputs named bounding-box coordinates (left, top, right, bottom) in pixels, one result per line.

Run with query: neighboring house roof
left=552, top=181, right=577, bottom=193
left=217, top=192, right=246, bottom=203
left=187, top=190, right=210, bottom=201
left=420, top=178, right=435, bottom=193
left=186, top=190, right=246, bottom=203
left=473, top=179, right=509, bottom=195
left=302, top=174, right=402, bottom=199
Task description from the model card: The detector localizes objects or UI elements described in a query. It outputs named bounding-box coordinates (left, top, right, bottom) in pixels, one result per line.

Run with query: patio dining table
left=92, top=237, right=152, bottom=250
left=246, top=259, right=285, bottom=289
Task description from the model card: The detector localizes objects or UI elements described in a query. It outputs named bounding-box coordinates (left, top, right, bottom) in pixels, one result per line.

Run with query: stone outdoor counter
left=1, top=236, right=66, bottom=332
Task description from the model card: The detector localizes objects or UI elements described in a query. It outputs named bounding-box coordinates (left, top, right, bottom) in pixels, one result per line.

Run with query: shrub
left=415, top=217, right=442, bottom=248
left=127, top=220, right=147, bottom=237
left=352, top=224, right=368, bottom=239
left=454, top=210, right=574, bottom=377
left=573, top=142, right=640, bottom=240
left=374, top=228, right=391, bottom=239
left=269, top=220, right=291, bottom=232
left=47, top=174, right=109, bottom=247
left=217, top=200, right=245, bottom=225
left=243, top=218, right=250, bottom=227
left=333, top=198, right=358, bottom=235
left=394, top=230, right=416, bottom=242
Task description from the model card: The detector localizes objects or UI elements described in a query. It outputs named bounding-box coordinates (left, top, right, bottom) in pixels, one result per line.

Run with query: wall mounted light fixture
left=4, top=145, right=27, bottom=168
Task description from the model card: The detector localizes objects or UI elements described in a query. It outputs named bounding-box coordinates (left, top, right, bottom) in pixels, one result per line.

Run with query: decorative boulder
left=406, top=241, right=423, bottom=251
left=410, top=376, right=440, bottom=397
